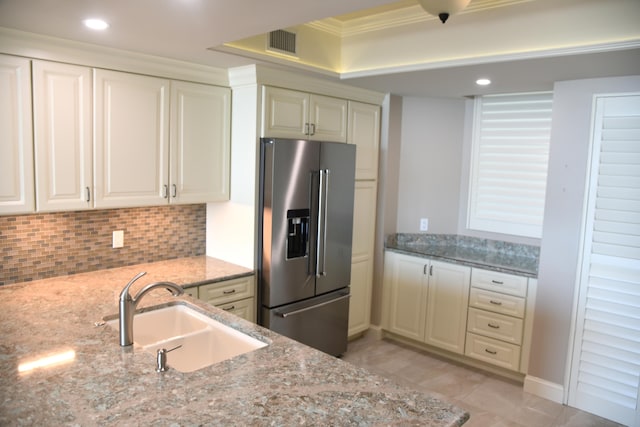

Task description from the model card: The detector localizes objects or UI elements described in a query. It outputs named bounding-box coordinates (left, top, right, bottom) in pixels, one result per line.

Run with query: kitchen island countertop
left=0, top=256, right=468, bottom=426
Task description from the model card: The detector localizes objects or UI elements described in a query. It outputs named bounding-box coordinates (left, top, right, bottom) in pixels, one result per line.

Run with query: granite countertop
left=386, top=234, right=539, bottom=278
left=0, top=256, right=468, bottom=426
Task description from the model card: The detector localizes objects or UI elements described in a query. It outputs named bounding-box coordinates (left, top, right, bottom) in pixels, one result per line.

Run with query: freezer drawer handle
left=275, top=294, right=350, bottom=318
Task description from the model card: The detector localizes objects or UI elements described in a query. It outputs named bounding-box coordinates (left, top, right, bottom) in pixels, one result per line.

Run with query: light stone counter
left=0, top=256, right=469, bottom=426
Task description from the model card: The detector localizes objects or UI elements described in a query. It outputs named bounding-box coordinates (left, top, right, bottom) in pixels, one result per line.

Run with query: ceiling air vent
left=268, top=29, right=297, bottom=55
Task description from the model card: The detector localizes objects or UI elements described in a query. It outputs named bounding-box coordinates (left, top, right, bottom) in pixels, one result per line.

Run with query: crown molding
left=340, top=40, right=640, bottom=79
left=0, top=27, right=229, bottom=86
left=308, top=0, right=533, bottom=37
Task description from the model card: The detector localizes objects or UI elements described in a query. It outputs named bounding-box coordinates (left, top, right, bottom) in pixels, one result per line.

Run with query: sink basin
left=106, top=304, right=267, bottom=372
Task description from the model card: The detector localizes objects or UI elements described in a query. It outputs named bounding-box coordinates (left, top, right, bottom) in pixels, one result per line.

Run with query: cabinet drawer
left=465, top=332, right=521, bottom=371
left=469, top=287, right=525, bottom=318
left=471, top=269, right=527, bottom=297
left=216, top=297, right=255, bottom=323
left=467, top=308, right=523, bottom=345
left=199, top=275, right=255, bottom=306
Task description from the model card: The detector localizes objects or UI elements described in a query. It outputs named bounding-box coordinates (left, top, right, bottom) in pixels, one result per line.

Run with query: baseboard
left=523, top=375, right=564, bottom=403
left=368, top=324, right=383, bottom=340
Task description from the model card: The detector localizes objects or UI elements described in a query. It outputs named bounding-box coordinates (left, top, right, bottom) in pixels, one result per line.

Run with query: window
left=467, top=92, right=553, bottom=238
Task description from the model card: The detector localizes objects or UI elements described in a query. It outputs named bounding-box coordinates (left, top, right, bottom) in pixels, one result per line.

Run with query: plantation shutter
left=568, top=94, right=640, bottom=426
left=468, top=92, right=553, bottom=238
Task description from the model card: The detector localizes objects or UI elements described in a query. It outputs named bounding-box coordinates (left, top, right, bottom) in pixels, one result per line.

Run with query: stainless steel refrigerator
left=257, top=137, right=355, bottom=356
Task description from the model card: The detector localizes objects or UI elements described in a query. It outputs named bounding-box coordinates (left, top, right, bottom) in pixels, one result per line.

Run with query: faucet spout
left=118, top=272, right=184, bottom=346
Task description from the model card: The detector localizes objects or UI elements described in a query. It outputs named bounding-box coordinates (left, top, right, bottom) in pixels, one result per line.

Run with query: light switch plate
left=419, top=218, right=429, bottom=231
left=112, top=230, right=124, bottom=248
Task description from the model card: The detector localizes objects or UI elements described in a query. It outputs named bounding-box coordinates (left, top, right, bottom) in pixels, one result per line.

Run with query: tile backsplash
left=0, top=204, right=206, bottom=286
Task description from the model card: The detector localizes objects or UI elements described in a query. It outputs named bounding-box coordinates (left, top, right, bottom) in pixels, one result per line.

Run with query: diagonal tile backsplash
left=0, top=204, right=206, bottom=286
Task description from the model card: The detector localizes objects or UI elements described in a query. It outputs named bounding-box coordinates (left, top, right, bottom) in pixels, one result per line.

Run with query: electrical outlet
left=419, top=218, right=429, bottom=232
left=112, top=230, right=124, bottom=248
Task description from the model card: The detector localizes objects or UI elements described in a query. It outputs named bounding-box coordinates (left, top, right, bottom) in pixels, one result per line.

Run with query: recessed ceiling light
left=476, top=78, right=491, bottom=86
left=83, top=18, right=109, bottom=31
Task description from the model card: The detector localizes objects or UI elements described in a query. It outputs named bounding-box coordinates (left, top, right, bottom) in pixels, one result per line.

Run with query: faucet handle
left=120, top=272, right=147, bottom=301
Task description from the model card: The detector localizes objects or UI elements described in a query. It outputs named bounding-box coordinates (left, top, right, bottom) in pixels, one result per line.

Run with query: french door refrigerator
left=258, top=137, right=356, bottom=356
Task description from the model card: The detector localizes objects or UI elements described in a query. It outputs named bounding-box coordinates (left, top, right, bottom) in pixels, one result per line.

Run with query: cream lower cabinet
left=0, top=54, right=34, bottom=215
left=188, top=275, right=256, bottom=323
left=348, top=181, right=377, bottom=336
left=383, top=251, right=470, bottom=354
left=465, top=268, right=535, bottom=373
left=262, top=86, right=347, bottom=142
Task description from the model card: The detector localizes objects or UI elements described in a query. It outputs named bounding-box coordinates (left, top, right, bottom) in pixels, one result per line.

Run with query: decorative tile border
left=0, top=205, right=206, bottom=286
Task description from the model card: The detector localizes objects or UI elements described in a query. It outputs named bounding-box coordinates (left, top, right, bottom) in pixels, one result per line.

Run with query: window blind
left=468, top=92, right=553, bottom=238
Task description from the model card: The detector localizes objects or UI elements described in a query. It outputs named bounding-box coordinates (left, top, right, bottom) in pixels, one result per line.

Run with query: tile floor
left=342, top=333, right=623, bottom=427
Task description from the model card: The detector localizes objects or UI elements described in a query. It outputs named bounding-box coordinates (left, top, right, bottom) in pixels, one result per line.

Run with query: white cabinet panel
left=386, top=252, right=428, bottom=341
left=262, top=86, right=347, bottom=142
left=310, top=94, right=347, bottom=142
left=33, top=60, right=92, bottom=212
left=0, top=54, right=34, bottom=214
left=424, top=260, right=471, bottom=354
left=348, top=101, right=380, bottom=180
left=262, top=86, right=309, bottom=138
left=94, top=69, right=170, bottom=208
left=170, top=81, right=231, bottom=204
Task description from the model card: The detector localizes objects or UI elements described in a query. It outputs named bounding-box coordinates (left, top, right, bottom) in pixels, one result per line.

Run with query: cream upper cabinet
left=424, top=260, right=471, bottom=354
left=0, top=54, right=34, bottom=215
left=33, top=60, right=93, bottom=212
left=348, top=101, right=380, bottom=180
left=94, top=69, right=170, bottom=208
left=262, top=86, right=347, bottom=142
left=348, top=180, right=378, bottom=336
left=382, top=251, right=471, bottom=355
left=170, top=81, right=231, bottom=204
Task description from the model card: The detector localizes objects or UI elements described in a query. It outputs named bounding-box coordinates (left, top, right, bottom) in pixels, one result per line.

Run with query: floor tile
left=343, top=334, right=625, bottom=427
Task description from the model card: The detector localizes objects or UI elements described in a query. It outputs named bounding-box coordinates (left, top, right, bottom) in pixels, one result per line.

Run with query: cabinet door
left=94, top=69, right=170, bottom=208
left=348, top=181, right=377, bottom=336
left=348, top=101, right=380, bottom=180
left=262, top=86, right=308, bottom=138
left=424, top=260, right=471, bottom=354
left=385, top=252, right=428, bottom=341
left=33, top=60, right=92, bottom=212
left=309, top=94, right=347, bottom=142
left=0, top=54, right=34, bottom=214
left=170, top=81, right=230, bottom=204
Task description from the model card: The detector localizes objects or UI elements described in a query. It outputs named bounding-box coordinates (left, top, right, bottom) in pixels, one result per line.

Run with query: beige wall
left=395, top=96, right=466, bottom=234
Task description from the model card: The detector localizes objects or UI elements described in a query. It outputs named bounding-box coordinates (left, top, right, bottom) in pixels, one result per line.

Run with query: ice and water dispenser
left=286, top=209, right=309, bottom=259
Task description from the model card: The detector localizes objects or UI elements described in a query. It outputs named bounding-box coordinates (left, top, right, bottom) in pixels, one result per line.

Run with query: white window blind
left=468, top=92, right=553, bottom=238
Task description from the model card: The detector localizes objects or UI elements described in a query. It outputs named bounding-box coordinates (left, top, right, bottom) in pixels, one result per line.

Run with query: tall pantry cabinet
left=347, top=101, right=380, bottom=337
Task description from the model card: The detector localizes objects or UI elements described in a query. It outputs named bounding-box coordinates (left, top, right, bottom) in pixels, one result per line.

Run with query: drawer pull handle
left=488, top=323, right=500, bottom=329
left=491, top=280, right=504, bottom=285
left=223, top=305, right=235, bottom=311
left=223, top=289, right=236, bottom=295
left=489, top=300, right=503, bottom=305
left=485, top=349, right=497, bottom=355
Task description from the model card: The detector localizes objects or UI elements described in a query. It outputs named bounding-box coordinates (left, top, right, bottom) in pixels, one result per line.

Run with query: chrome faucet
left=118, top=271, right=184, bottom=346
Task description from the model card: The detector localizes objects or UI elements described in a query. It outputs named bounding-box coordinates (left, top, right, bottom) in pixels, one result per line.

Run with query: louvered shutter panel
left=468, top=92, right=553, bottom=238
left=568, top=94, right=640, bottom=427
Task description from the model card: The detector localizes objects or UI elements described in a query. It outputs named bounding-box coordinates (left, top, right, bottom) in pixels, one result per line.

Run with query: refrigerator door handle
left=275, top=293, right=350, bottom=318
left=316, top=169, right=329, bottom=277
